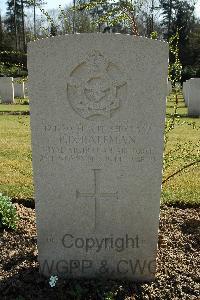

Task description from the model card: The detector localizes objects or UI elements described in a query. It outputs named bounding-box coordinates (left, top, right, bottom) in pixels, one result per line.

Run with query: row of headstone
left=28, top=34, right=169, bottom=281
left=0, top=77, right=28, bottom=103
left=167, top=81, right=182, bottom=96
left=183, top=78, right=200, bottom=116
left=167, top=81, right=183, bottom=97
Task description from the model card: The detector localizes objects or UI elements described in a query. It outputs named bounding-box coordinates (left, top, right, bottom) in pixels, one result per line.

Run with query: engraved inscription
left=46, top=235, right=56, bottom=243
left=67, top=50, right=127, bottom=120
left=76, top=169, right=118, bottom=231
left=39, top=120, right=156, bottom=164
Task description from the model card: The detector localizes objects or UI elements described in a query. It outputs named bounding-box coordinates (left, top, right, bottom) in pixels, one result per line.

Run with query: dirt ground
left=0, top=204, right=199, bottom=300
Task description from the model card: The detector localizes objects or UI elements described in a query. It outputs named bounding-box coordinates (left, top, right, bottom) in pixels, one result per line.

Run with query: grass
left=0, top=92, right=199, bottom=206
left=0, top=98, right=29, bottom=114
left=0, top=115, right=33, bottom=199
left=162, top=92, right=200, bottom=206
left=0, top=104, right=29, bottom=113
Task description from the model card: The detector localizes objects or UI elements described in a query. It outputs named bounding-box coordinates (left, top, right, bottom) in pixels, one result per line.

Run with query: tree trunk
left=34, top=0, right=36, bottom=39
left=21, top=0, right=26, bottom=52
left=73, top=0, right=76, bottom=33
left=151, top=0, right=154, bottom=32
left=167, top=0, right=172, bottom=40
left=14, top=0, right=18, bottom=50
left=0, top=13, right=3, bottom=47
left=131, top=14, right=139, bottom=36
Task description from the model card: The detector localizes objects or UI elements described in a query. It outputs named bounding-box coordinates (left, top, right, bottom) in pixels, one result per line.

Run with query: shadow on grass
left=166, top=113, right=189, bottom=118
left=166, top=105, right=186, bottom=108
left=0, top=111, right=30, bottom=116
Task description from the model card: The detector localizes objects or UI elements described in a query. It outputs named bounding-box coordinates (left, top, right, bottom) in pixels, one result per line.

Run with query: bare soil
left=0, top=204, right=199, bottom=300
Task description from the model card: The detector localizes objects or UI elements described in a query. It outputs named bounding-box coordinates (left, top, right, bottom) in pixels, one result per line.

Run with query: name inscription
left=38, top=120, right=156, bottom=164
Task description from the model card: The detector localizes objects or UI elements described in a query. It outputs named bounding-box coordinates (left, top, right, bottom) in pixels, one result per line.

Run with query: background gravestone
left=14, top=78, right=25, bottom=98
left=28, top=34, right=169, bottom=281
left=188, top=78, right=200, bottom=116
left=167, top=80, right=172, bottom=95
left=183, top=81, right=188, bottom=106
left=24, top=81, right=29, bottom=97
left=0, top=77, right=14, bottom=103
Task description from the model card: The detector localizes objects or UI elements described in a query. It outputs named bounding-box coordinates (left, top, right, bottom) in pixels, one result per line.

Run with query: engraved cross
left=76, top=169, right=118, bottom=231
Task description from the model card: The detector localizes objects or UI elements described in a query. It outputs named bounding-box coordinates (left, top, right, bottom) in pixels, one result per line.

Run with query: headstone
left=167, top=80, right=172, bottom=95
left=183, top=81, right=190, bottom=106
left=14, top=78, right=25, bottom=98
left=182, top=81, right=187, bottom=104
left=0, top=77, right=14, bottom=103
left=24, top=81, right=28, bottom=97
left=28, top=34, right=169, bottom=281
left=188, top=78, right=200, bottom=116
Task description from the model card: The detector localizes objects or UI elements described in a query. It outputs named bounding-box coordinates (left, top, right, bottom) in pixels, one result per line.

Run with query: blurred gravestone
left=14, top=78, right=25, bottom=98
left=0, top=77, right=14, bottom=103
left=24, top=81, right=29, bottom=97
left=188, top=78, right=200, bottom=116
left=168, top=80, right=172, bottom=95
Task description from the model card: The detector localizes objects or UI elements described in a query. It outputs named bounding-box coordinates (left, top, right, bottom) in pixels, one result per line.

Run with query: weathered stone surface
left=0, top=77, right=14, bottom=103
left=14, top=78, right=25, bottom=98
left=183, top=80, right=190, bottom=106
left=28, top=34, right=168, bottom=281
left=188, top=78, right=200, bottom=116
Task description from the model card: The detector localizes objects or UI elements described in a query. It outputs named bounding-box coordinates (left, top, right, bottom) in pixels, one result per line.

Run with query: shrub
left=0, top=194, right=19, bottom=230
left=150, top=31, right=158, bottom=40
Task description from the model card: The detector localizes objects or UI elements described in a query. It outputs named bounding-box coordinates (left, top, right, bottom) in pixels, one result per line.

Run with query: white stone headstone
left=183, top=81, right=190, bottom=106
left=0, top=77, right=14, bottom=103
left=167, top=80, right=172, bottom=95
left=28, top=34, right=168, bottom=281
left=183, top=81, right=187, bottom=104
left=188, top=78, right=200, bottom=116
left=14, top=78, right=25, bottom=98
left=24, top=82, right=28, bottom=97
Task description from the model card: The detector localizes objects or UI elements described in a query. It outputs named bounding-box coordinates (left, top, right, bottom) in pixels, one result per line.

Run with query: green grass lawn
left=162, top=92, right=200, bottom=206
left=0, top=93, right=199, bottom=206
left=162, top=119, right=200, bottom=206
left=0, top=104, right=29, bottom=113
left=0, top=115, right=33, bottom=199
